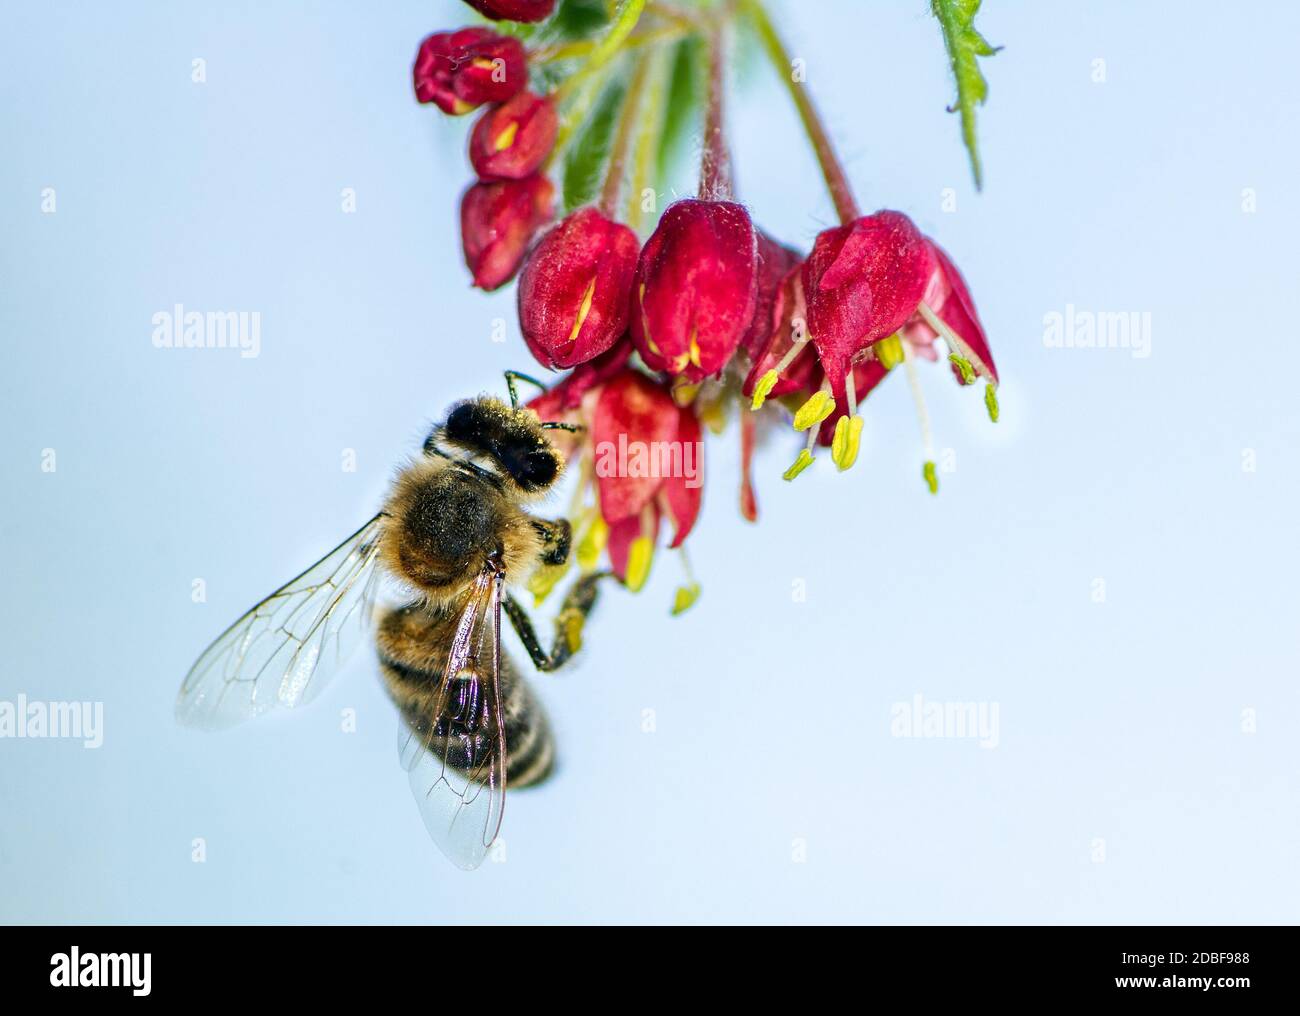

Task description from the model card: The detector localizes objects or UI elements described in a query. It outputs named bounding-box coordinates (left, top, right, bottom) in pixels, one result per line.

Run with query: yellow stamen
left=876, top=333, right=905, bottom=370
left=783, top=448, right=815, bottom=481
left=948, top=352, right=975, bottom=385
left=625, top=536, right=654, bottom=592
left=566, top=278, right=598, bottom=344
left=687, top=327, right=702, bottom=368
left=985, top=383, right=1000, bottom=423
left=831, top=415, right=864, bottom=471
left=750, top=369, right=779, bottom=410
left=576, top=514, right=608, bottom=572
left=671, top=380, right=700, bottom=406
left=923, top=460, right=938, bottom=495
left=792, top=389, right=836, bottom=431
left=493, top=121, right=519, bottom=151
left=670, top=582, right=701, bottom=616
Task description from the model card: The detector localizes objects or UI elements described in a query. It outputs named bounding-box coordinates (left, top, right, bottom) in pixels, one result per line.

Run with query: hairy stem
left=629, top=47, right=672, bottom=229
left=554, top=0, right=648, bottom=100
left=744, top=0, right=859, bottom=224
left=698, top=24, right=732, bottom=199
left=599, top=55, right=654, bottom=219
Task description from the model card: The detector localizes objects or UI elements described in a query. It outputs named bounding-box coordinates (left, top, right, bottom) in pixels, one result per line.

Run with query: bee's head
left=423, top=396, right=562, bottom=495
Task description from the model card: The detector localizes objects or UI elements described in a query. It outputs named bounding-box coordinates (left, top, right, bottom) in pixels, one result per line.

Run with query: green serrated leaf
left=656, top=34, right=703, bottom=189
left=931, top=0, right=1001, bottom=190
left=562, top=76, right=627, bottom=211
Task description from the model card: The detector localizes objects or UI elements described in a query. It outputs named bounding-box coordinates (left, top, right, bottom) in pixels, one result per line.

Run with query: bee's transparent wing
left=177, top=515, right=386, bottom=730
left=398, top=563, right=507, bottom=871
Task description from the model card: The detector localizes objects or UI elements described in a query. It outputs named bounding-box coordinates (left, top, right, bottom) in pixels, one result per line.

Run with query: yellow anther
left=831, top=415, right=864, bottom=471
left=527, top=561, right=570, bottom=606
left=624, top=536, right=654, bottom=592
left=670, top=582, right=701, bottom=616
left=750, top=369, right=779, bottom=411
left=576, top=514, right=608, bottom=572
left=566, top=278, right=597, bottom=344
left=493, top=121, right=518, bottom=151
left=876, top=333, right=905, bottom=370
left=671, top=380, right=700, bottom=407
left=948, top=352, right=975, bottom=385
left=783, top=448, right=815, bottom=481
left=985, top=383, right=1000, bottom=423
left=687, top=329, right=702, bottom=368
left=698, top=393, right=728, bottom=435
left=923, top=460, right=938, bottom=495
left=792, top=390, right=836, bottom=431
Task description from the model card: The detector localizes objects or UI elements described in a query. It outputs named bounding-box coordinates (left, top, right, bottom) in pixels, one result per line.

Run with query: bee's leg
left=504, top=572, right=609, bottom=672
left=529, top=518, right=572, bottom=566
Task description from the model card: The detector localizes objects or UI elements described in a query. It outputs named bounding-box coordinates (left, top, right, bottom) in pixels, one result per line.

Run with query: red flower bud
left=413, top=28, right=527, bottom=116
left=631, top=199, right=758, bottom=382
left=460, top=174, right=554, bottom=291
left=517, top=208, right=640, bottom=370
left=804, top=210, right=935, bottom=400
left=462, top=0, right=556, bottom=22
left=469, top=91, right=557, bottom=180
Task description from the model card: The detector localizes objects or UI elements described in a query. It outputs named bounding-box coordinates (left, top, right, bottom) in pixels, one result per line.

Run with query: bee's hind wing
left=176, top=514, right=386, bottom=730
left=398, top=562, right=507, bottom=871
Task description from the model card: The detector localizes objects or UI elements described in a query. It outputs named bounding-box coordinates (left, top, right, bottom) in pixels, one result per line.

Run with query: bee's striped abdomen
left=375, top=603, right=554, bottom=788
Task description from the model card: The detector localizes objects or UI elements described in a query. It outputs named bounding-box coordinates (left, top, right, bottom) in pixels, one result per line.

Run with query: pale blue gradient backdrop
left=2, top=1, right=1297, bottom=924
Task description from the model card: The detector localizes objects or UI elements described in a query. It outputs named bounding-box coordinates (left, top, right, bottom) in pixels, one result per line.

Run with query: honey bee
left=176, top=373, right=603, bottom=869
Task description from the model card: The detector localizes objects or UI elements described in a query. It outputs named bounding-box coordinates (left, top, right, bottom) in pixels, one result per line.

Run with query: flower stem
left=599, top=55, right=653, bottom=220
left=743, top=0, right=860, bottom=224
left=698, top=24, right=732, bottom=200
left=628, top=46, right=672, bottom=229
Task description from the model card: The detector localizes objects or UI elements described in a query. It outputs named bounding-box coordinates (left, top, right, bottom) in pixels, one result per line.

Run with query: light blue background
left=2, top=1, right=1297, bottom=924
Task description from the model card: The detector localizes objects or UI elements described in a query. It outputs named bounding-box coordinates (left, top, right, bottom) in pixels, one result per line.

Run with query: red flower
left=469, top=91, right=557, bottom=181
left=460, top=174, right=554, bottom=290
left=630, top=199, right=758, bottom=382
left=741, top=234, right=819, bottom=403
left=590, top=370, right=704, bottom=588
left=412, top=29, right=527, bottom=115
left=462, top=0, right=556, bottom=22
left=517, top=208, right=640, bottom=370
left=803, top=210, right=936, bottom=402
left=527, top=340, right=632, bottom=423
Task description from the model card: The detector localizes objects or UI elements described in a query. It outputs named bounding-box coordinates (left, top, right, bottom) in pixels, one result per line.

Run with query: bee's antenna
left=540, top=420, right=585, bottom=433
left=504, top=370, right=548, bottom=409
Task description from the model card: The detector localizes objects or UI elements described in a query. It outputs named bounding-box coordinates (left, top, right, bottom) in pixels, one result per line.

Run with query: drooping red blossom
left=460, top=174, right=554, bottom=290
left=412, top=29, right=527, bottom=115
left=740, top=235, right=820, bottom=401
left=591, top=369, right=704, bottom=553
left=630, top=199, right=758, bottom=382
left=741, top=232, right=801, bottom=365
left=469, top=90, right=557, bottom=180
left=517, top=208, right=640, bottom=370
left=462, top=0, right=556, bottom=22
left=803, top=210, right=936, bottom=400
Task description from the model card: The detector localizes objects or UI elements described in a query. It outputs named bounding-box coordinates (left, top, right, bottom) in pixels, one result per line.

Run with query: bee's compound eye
left=517, top=449, right=558, bottom=490
left=444, top=403, right=479, bottom=444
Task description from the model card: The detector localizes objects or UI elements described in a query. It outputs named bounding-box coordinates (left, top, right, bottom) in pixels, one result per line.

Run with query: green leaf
left=551, top=0, right=610, bottom=40
left=562, top=76, right=627, bottom=212
left=656, top=34, right=704, bottom=187
left=931, top=0, right=1001, bottom=190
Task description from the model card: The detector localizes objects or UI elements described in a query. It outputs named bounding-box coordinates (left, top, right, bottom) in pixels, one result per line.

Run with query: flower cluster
left=415, top=0, right=1002, bottom=611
